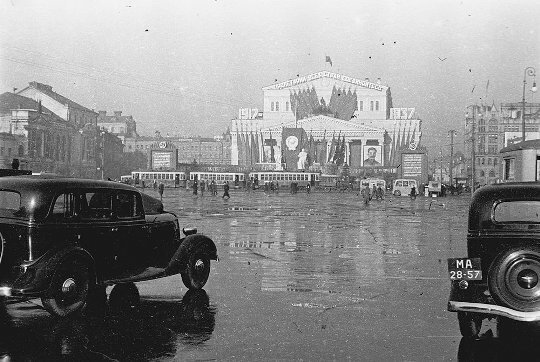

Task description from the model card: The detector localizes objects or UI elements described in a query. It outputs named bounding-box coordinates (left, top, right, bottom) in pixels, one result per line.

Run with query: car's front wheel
left=181, top=249, right=210, bottom=290
left=394, top=190, right=401, bottom=196
left=458, top=312, right=483, bottom=338
left=42, top=259, right=90, bottom=317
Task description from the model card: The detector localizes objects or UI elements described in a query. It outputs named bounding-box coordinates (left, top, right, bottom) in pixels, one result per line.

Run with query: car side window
left=51, top=193, right=76, bottom=220
left=115, top=191, right=139, bottom=219
left=396, top=181, right=402, bottom=187
left=82, top=191, right=114, bottom=220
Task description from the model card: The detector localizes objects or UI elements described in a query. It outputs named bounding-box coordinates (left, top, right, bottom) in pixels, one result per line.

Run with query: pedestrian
left=200, top=179, right=205, bottom=197
left=158, top=182, right=164, bottom=201
left=410, top=185, right=417, bottom=200
left=372, top=185, right=377, bottom=198
left=141, top=180, right=145, bottom=189
left=275, top=180, right=279, bottom=193
left=363, top=184, right=371, bottom=205
left=270, top=181, right=275, bottom=193
left=223, top=181, right=230, bottom=199
left=192, top=179, right=198, bottom=195
left=376, top=186, right=384, bottom=200
left=153, top=180, right=157, bottom=190
left=211, top=180, right=217, bottom=196
left=306, top=183, right=311, bottom=194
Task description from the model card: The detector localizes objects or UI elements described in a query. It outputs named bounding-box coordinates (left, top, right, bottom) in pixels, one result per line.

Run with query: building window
left=275, top=102, right=279, bottom=111
left=488, top=158, right=492, bottom=165
left=370, top=101, right=374, bottom=111
left=489, top=170, right=495, bottom=177
left=494, top=158, right=498, bottom=166
left=480, top=170, right=485, bottom=177
left=481, top=158, right=485, bottom=165
left=359, top=101, right=364, bottom=111
left=271, top=102, right=274, bottom=112
left=488, top=145, right=498, bottom=154
left=375, top=101, right=379, bottom=111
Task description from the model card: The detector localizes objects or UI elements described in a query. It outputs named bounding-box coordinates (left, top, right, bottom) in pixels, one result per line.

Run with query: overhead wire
left=0, top=45, right=249, bottom=108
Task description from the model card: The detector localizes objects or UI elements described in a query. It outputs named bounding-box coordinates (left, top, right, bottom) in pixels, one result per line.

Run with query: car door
left=112, top=190, right=149, bottom=275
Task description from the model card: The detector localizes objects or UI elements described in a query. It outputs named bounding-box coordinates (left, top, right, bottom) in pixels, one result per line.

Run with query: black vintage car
left=448, top=182, right=540, bottom=338
left=0, top=176, right=217, bottom=317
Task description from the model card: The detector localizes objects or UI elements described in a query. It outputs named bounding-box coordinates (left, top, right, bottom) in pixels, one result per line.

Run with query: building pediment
left=261, top=115, right=383, bottom=134
left=262, top=71, right=388, bottom=92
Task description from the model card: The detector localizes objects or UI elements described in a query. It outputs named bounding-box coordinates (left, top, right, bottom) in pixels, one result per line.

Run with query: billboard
left=362, top=145, right=382, bottom=166
left=152, top=151, right=172, bottom=169
left=402, top=153, right=423, bottom=177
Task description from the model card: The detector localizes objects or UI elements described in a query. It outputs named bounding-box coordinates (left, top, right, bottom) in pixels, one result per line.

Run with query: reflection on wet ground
left=0, top=288, right=215, bottom=361
left=1, top=188, right=482, bottom=360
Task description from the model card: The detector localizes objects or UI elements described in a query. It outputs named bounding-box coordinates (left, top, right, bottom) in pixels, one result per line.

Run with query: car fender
left=10, top=246, right=95, bottom=296
left=165, top=234, right=217, bottom=276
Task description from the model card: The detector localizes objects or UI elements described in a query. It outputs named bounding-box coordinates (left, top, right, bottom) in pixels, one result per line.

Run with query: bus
left=248, top=171, right=320, bottom=188
left=392, top=179, right=417, bottom=196
left=189, top=171, right=246, bottom=188
left=131, top=171, right=187, bottom=188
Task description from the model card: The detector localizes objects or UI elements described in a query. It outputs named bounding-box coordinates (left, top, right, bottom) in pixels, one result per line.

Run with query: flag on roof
left=325, top=55, right=333, bottom=67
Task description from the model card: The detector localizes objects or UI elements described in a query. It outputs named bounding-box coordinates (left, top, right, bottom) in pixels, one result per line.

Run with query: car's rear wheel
left=181, top=249, right=210, bottom=290
left=489, top=247, right=540, bottom=312
left=42, top=259, right=90, bottom=317
left=458, top=312, right=483, bottom=338
left=394, top=190, right=401, bottom=196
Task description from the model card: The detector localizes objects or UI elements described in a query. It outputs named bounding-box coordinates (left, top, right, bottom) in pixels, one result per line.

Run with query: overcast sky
left=1, top=0, right=539, bottom=155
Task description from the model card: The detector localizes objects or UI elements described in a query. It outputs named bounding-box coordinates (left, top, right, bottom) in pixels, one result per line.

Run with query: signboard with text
left=152, top=151, right=172, bottom=169
left=402, top=153, right=423, bottom=177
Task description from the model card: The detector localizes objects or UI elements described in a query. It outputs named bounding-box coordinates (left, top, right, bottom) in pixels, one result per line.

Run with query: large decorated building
left=231, top=70, right=422, bottom=174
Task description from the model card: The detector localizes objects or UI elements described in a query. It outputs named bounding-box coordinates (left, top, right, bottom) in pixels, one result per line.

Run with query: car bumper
left=448, top=280, right=540, bottom=322
left=448, top=301, right=540, bottom=322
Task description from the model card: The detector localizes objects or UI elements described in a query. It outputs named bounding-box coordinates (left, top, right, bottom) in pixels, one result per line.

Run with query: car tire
left=394, top=190, right=401, bottom=196
left=181, top=248, right=211, bottom=290
left=458, top=312, right=483, bottom=338
left=109, top=282, right=140, bottom=312
left=42, top=259, right=90, bottom=317
left=489, top=247, right=540, bottom=312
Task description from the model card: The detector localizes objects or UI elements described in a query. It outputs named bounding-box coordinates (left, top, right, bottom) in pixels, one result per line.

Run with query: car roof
left=0, top=175, right=136, bottom=193
left=0, top=176, right=140, bottom=220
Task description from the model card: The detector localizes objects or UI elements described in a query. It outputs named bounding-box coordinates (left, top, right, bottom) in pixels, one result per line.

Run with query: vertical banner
left=281, top=128, right=308, bottom=171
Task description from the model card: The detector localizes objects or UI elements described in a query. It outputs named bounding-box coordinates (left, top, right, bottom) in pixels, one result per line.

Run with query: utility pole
left=439, top=148, right=443, bottom=183
left=448, top=130, right=457, bottom=187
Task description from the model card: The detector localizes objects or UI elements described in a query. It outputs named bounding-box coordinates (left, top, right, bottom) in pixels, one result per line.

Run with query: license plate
left=447, top=257, right=482, bottom=280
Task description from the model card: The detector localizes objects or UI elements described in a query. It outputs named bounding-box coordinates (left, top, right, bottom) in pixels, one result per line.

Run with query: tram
left=248, top=171, right=320, bottom=188
left=189, top=171, right=246, bottom=187
left=131, top=170, right=187, bottom=187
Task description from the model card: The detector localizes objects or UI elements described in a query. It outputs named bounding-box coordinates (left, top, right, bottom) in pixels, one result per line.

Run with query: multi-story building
left=16, top=82, right=99, bottom=178
left=231, top=70, right=423, bottom=176
left=97, top=110, right=138, bottom=146
left=464, top=102, right=540, bottom=186
left=175, top=134, right=231, bottom=165
left=0, top=92, right=82, bottom=175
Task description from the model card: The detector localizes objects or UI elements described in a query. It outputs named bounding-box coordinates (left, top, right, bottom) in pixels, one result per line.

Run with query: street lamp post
left=521, top=67, right=537, bottom=142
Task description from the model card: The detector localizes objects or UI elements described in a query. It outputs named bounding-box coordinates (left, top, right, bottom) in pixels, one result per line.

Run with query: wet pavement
left=0, top=188, right=502, bottom=361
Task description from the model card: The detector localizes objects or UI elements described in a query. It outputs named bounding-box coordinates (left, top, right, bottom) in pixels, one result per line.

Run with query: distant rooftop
left=20, top=82, right=96, bottom=114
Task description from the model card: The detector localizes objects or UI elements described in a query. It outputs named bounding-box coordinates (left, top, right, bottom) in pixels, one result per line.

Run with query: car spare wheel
left=182, top=248, right=211, bottom=290
left=42, top=259, right=90, bottom=317
left=489, top=247, right=540, bottom=312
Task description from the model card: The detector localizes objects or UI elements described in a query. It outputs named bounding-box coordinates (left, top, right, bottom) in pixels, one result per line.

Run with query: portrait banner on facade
left=362, top=145, right=382, bottom=167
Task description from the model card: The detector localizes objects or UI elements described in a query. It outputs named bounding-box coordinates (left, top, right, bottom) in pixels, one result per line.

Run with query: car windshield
left=494, top=201, right=540, bottom=223
left=0, top=190, right=20, bottom=210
